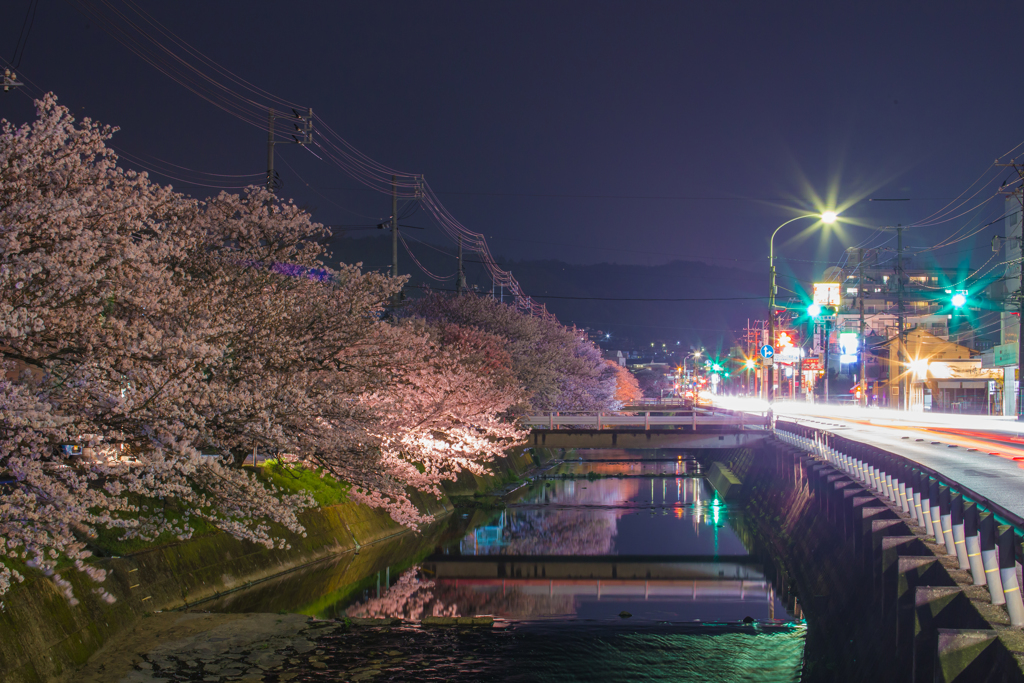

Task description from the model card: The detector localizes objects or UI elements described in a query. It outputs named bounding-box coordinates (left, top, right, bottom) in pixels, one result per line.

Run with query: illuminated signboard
left=839, top=332, right=859, bottom=363
left=812, top=283, right=841, bottom=305
left=801, top=358, right=822, bottom=371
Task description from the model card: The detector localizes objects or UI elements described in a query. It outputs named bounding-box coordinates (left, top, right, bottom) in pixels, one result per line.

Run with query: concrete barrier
left=767, top=426, right=1024, bottom=681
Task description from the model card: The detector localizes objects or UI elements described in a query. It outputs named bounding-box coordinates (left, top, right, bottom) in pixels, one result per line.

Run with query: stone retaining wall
left=0, top=449, right=542, bottom=683
left=723, top=440, right=1024, bottom=682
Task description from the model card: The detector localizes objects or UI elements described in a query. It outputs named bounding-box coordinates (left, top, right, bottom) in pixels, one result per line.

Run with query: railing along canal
left=774, top=419, right=1024, bottom=626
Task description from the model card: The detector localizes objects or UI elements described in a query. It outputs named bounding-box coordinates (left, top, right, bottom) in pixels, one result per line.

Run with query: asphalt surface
left=729, top=399, right=1024, bottom=521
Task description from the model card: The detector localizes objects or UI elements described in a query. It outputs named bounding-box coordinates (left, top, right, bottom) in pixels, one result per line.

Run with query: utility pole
left=884, top=228, right=909, bottom=411
left=267, top=110, right=276, bottom=192
left=3, top=69, right=24, bottom=93
left=391, top=175, right=399, bottom=278
left=391, top=175, right=400, bottom=305
left=457, top=236, right=467, bottom=294
left=896, top=226, right=906, bottom=410
left=878, top=226, right=909, bottom=409
left=1018, top=242, right=1023, bottom=421
left=998, top=161, right=1024, bottom=420
left=266, top=107, right=312, bottom=193
left=859, top=248, right=867, bottom=407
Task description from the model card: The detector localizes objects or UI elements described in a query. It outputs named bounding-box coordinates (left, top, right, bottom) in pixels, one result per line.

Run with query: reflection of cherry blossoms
left=346, top=567, right=457, bottom=621
left=472, top=480, right=644, bottom=556
left=344, top=567, right=578, bottom=620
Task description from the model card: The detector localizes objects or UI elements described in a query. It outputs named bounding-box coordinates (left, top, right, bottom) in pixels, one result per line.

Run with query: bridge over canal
left=522, top=409, right=767, bottom=449
left=422, top=554, right=773, bottom=604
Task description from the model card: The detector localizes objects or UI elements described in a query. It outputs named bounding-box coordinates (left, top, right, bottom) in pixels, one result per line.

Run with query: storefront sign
left=800, top=358, right=822, bottom=371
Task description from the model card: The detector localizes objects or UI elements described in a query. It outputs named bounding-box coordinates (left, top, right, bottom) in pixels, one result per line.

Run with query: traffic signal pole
left=823, top=316, right=831, bottom=402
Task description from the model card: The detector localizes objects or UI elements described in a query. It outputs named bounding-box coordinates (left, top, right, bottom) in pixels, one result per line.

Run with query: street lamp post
left=768, top=212, right=837, bottom=403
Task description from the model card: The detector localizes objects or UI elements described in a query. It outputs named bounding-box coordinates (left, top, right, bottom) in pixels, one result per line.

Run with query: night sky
left=3, top=1, right=1023, bottom=291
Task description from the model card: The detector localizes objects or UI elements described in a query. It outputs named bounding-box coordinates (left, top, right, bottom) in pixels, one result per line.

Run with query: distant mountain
left=325, top=234, right=767, bottom=351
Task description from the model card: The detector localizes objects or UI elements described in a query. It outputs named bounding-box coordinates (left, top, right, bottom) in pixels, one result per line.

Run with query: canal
left=181, top=449, right=810, bottom=682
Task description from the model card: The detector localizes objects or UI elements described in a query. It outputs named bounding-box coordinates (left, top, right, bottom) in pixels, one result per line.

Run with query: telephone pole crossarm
left=266, top=107, right=314, bottom=193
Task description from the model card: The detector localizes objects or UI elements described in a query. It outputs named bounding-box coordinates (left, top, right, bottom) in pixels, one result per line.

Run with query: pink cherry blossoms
left=0, top=94, right=613, bottom=602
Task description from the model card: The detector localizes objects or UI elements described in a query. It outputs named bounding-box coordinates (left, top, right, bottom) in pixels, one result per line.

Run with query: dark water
left=200, top=450, right=805, bottom=681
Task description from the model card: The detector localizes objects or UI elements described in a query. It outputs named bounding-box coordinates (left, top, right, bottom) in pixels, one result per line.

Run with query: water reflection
left=345, top=455, right=789, bottom=624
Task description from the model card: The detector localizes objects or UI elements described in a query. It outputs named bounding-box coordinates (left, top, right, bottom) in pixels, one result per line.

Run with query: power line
left=404, top=284, right=764, bottom=302
left=11, top=0, right=39, bottom=70
left=318, top=186, right=958, bottom=202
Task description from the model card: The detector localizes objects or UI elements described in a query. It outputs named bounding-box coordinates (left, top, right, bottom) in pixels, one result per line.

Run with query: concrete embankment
left=711, top=436, right=1024, bottom=682
left=0, top=447, right=548, bottom=683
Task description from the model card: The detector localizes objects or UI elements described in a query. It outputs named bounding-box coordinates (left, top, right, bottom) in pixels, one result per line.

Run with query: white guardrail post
left=774, top=423, right=1024, bottom=623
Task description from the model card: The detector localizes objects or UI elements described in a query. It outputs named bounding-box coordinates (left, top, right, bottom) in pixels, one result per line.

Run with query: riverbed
left=79, top=449, right=807, bottom=682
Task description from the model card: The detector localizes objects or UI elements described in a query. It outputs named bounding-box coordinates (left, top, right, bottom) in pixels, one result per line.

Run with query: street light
left=767, top=212, right=838, bottom=403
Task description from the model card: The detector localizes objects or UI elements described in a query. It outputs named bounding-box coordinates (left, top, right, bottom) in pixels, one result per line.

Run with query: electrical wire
left=399, top=234, right=455, bottom=281
left=402, top=283, right=767, bottom=302
left=910, top=163, right=1004, bottom=227
left=11, top=0, right=40, bottom=70
left=401, top=232, right=456, bottom=259
left=110, top=146, right=264, bottom=178
left=279, top=152, right=388, bottom=223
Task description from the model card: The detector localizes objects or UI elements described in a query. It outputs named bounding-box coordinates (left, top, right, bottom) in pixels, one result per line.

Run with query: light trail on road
left=712, top=396, right=1024, bottom=520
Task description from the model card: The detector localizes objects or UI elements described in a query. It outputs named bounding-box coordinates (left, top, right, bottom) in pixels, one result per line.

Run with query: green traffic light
left=951, top=293, right=966, bottom=308
left=807, top=303, right=822, bottom=317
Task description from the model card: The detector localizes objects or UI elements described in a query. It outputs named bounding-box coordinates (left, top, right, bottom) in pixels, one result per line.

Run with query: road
left=713, top=396, right=1024, bottom=521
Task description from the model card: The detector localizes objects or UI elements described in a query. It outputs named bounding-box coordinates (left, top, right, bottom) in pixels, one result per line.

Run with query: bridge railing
left=522, top=412, right=755, bottom=429
left=624, top=398, right=690, bottom=407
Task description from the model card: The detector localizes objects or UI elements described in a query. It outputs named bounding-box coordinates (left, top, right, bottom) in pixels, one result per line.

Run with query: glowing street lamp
left=768, top=212, right=838, bottom=403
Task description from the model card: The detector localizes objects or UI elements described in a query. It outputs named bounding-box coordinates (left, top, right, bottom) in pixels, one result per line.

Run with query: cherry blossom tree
left=407, top=293, right=617, bottom=413
left=0, top=94, right=317, bottom=602
left=0, top=94, right=532, bottom=600
left=607, top=361, right=643, bottom=404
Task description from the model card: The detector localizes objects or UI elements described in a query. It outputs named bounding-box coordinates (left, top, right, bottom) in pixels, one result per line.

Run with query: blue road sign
left=760, top=344, right=775, bottom=359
